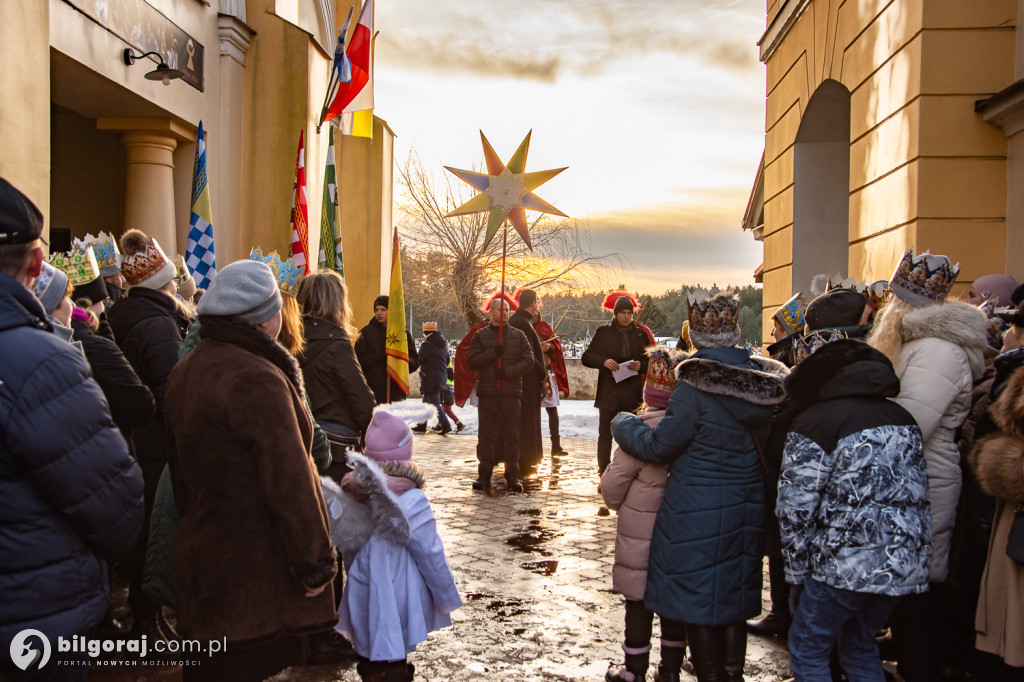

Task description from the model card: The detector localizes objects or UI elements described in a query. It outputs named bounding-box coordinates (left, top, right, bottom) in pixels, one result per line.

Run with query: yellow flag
left=385, top=228, right=409, bottom=397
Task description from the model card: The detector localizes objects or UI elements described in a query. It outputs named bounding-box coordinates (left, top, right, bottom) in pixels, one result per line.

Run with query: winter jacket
left=582, top=322, right=650, bottom=411
left=890, top=301, right=987, bottom=581
left=299, top=315, right=375, bottom=437
left=970, top=360, right=1024, bottom=667
left=355, top=317, right=420, bottom=404
left=106, top=286, right=189, bottom=481
left=611, top=347, right=787, bottom=625
left=164, top=318, right=338, bottom=644
left=468, top=322, right=535, bottom=397
left=323, top=454, right=461, bottom=661
left=601, top=409, right=669, bottom=601
left=418, top=331, right=450, bottom=394
left=70, top=316, right=155, bottom=436
left=0, top=272, right=144, bottom=649
left=777, top=340, right=931, bottom=596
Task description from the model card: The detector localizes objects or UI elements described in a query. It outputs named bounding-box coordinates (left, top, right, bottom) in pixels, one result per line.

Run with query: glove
left=494, top=345, right=504, bottom=358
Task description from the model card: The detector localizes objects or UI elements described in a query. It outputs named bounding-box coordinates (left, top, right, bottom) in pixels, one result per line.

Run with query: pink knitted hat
left=363, top=403, right=436, bottom=463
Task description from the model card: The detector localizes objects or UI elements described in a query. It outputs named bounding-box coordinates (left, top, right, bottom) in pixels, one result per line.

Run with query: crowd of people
left=3, top=168, right=1024, bottom=682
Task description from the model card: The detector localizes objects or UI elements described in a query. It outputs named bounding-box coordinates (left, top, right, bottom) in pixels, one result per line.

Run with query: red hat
left=480, top=291, right=518, bottom=313
left=602, top=290, right=639, bottom=312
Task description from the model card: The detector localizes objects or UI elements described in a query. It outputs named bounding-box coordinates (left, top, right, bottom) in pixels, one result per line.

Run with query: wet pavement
left=94, top=432, right=793, bottom=681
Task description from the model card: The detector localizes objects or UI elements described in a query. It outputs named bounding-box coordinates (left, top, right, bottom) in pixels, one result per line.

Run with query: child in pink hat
left=321, top=404, right=462, bottom=682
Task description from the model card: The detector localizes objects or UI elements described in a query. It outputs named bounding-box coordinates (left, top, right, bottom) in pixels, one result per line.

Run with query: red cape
left=454, top=321, right=487, bottom=407
left=639, top=323, right=656, bottom=346
left=533, top=319, right=569, bottom=398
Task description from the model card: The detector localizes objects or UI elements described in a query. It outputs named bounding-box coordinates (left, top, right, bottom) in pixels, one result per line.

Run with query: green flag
left=318, top=127, right=344, bottom=276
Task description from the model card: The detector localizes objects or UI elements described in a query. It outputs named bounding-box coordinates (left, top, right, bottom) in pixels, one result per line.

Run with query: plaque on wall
left=63, top=0, right=205, bottom=91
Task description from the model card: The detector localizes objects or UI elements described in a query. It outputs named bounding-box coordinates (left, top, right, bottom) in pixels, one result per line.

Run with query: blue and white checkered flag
left=186, top=121, right=217, bottom=290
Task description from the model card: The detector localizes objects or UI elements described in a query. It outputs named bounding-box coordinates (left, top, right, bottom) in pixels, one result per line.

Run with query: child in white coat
left=321, top=404, right=462, bottom=682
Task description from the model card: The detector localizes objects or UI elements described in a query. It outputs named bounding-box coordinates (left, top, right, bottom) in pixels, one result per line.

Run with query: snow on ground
left=436, top=399, right=600, bottom=438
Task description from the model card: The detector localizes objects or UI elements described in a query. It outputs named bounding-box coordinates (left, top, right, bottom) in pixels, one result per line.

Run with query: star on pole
left=444, top=131, right=568, bottom=251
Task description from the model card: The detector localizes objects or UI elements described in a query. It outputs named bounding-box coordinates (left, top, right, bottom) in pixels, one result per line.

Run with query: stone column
left=97, top=118, right=195, bottom=253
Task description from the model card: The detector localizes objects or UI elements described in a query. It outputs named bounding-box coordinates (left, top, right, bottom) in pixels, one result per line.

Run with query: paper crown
left=773, top=292, right=806, bottom=335
left=889, top=248, right=959, bottom=306
left=979, top=299, right=1009, bottom=349
left=48, top=245, right=100, bottom=286
left=30, top=261, right=60, bottom=300
left=249, top=248, right=303, bottom=296
left=686, top=288, right=739, bottom=336
left=422, top=321, right=438, bottom=332
left=602, top=291, right=639, bottom=312
left=645, top=347, right=678, bottom=395
left=480, top=291, right=518, bottom=313
left=73, top=232, right=121, bottom=271
left=173, top=254, right=193, bottom=287
left=122, top=238, right=174, bottom=287
left=866, top=280, right=888, bottom=312
left=793, top=329, right=847, bottom=365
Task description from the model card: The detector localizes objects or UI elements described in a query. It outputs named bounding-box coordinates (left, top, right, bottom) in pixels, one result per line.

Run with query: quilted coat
left=417, top=330, right=450, bottom=395
left=890, top=302, right=987, bottom=581
left=611, top=346, right=787, bottom=625
left=601, top=409, right=669, bottom=601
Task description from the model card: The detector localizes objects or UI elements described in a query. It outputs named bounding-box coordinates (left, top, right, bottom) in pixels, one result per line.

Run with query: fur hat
left=0, top=178, right=44, bottom=245
left=805, top=288, right=866, bottom=331
left=120, top=230, right=176, bottom=290
left=979, top=299, right=1009, bottom=350
left=73, top=232, right=122, bottom=277
left=374, top=294, right=389, bottom=309
left=31, top=261, right=68, bottom=315
left=196, top=259, right=282, bottom=325
left=686, top=289, right=740, bottom=349
left=971, top=274, right=1019, bottom=308
left=364, top=403, right=436, bottom=464
left=602, top=291, right=638, bottom=313
left=480, top=291, right=518, bottom=313
left=644, top=346, right=684, bottom=409
left=889, top=248, right=959, bottom=306
left=773, top=293, right=806, bottom=335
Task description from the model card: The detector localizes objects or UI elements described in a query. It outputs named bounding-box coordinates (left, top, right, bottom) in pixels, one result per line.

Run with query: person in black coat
left=510, top=289, right=546, bottom=469
left=468, top=298, right=536, bottom=492
left=354, top=294, right=420, bottom=404
left=417, top=323, right=453, bottom=434
left=582, top=295, right=649, bottom=474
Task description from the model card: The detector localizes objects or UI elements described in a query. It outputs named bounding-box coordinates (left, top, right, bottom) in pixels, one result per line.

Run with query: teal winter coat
left=611, top=347, right=787, bottom=625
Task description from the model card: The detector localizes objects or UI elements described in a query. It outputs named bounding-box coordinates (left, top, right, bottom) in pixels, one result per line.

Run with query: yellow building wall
left=760, top=0, right=1017, bottom=342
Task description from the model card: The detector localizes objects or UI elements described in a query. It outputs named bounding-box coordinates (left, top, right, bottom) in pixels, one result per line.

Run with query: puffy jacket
left=467, top=323, right=535, bottom=397
left=0, top=273, right=144, bottom=648
left=601, top=409, right=669, bottom=601
left=611, top=347, right=787, bottom=625
left=355, top=317, right=419, bottom=404
left=418, top=331, right=450, bottom=394
left=299, top=316, right=375, bottom=436
left=777, top=339, right=931, bottom=596
left=890, top=302, right=987, bottom=581
left=582, top=322, right=649, bottom=410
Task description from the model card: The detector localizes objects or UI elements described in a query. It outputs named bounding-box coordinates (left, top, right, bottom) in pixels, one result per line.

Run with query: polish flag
left=289, top=130, right=310, bottom=274
left=322, top=0, right=373, bottom=123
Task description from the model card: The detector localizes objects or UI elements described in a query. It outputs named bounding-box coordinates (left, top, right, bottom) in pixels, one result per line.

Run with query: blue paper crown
left=249, top=248, right=303, bottom=296
left=889, top=249, right=959, bottom=306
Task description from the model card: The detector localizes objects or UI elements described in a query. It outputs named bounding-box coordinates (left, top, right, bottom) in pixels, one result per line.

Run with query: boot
left=455, top=420, right=465, bottom=432
left=655, top=640, right=687, bottom=681
left=550, top=436, right=569, bottom=456
left=606, top=644, right=650, bottom=681
left=472, top=462, right=492, bottom=490
left=687, top=624, right=723, bottom=682
left=721, top=622, right=747, bottom=682
left=411, top=422, right=427, bottom=433
left=746, top=610, right=790, bottom=637
left=505, top=475, right=524, bottom=493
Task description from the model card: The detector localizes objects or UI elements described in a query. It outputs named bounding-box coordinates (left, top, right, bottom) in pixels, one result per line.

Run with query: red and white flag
left=322, top=0, right=373, bottom=124
left=289, top=130, right=310, bottom=274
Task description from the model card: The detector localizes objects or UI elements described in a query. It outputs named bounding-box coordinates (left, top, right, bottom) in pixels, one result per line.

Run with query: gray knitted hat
left=196, top=260, right=282, bottom=325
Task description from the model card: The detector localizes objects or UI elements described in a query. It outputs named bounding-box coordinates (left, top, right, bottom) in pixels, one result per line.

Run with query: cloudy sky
left=373, top=0, right=767, bottom=294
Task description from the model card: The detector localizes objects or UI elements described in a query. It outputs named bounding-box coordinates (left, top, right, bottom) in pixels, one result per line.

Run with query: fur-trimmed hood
left=320, top=453, right=411, bottom=559
left=675, top=350, right=788, bottom=406
left=969, top=364, right=1024, bottom=503
left=901, top=301, right=988, bottom=379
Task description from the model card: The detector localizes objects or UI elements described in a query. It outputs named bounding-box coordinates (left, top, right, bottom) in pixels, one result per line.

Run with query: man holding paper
left=582, top=293, right=650, bottom=474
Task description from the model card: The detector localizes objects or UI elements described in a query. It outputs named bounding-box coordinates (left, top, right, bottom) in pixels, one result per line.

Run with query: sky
left=373, top=0, right=767, bottom=294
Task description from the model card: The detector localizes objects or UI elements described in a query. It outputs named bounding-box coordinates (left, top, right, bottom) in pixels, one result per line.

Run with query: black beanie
left=518, top=289, right=538, bottom=309
left=805, top=288, right=865, bottom=331
left=73, top=276, right=109, bottom=306
left=613, top=296, right=634, bottom=314
left=374, top=294, right=389, bottom=309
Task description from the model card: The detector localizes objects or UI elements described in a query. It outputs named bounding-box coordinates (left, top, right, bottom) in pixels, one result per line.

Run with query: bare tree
left=396, top=151, right=623, bottom=325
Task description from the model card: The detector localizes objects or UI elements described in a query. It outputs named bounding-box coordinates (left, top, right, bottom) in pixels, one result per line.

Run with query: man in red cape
left=454, top=292, right=518, bottom=407
left=526, top=294, right=570, bottom=457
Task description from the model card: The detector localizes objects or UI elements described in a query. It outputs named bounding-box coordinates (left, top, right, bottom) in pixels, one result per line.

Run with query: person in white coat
left=869, top=249, right=988, bottom=682
left=320, top=403, right=462, bottom=682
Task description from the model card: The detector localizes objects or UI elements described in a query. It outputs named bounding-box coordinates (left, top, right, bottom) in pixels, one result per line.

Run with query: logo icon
left=10, top=629, right=50, bottom=671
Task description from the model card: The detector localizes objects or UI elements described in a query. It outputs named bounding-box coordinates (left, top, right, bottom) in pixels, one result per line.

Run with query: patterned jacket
left=777, top=339, right=932, bottom=596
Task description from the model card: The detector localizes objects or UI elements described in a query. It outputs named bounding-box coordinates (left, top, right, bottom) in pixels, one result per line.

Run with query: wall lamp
left=122, top=48, right=184, bottom=86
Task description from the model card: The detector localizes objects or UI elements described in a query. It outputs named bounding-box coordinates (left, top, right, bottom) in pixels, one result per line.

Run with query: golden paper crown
left=48, top=245, right=100, bottom=286
left=173, top=254, right=193, bottom=287
left=422, top=321, right=438, bottom=332
left=122, top=239, right=173, bottom=286
left=249, top=248, right=303, bottom=296
left=73, top=232, right=121, bottom=269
